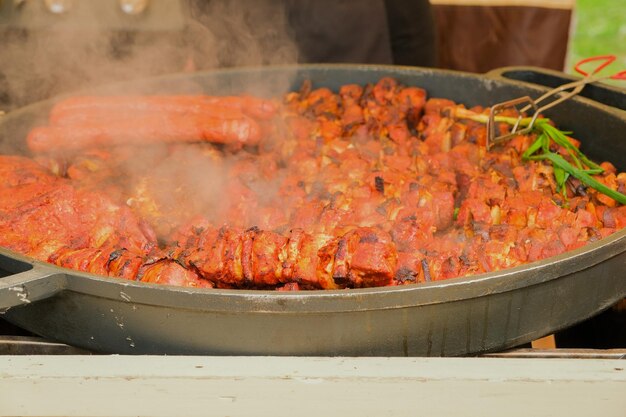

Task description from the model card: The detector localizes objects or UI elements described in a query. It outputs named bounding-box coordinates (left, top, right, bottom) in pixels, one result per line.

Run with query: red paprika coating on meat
left=2, top=78, right=624, bottom=289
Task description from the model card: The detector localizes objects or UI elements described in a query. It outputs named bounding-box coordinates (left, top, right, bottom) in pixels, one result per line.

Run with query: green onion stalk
left=455, top=108, right=626, bottom=205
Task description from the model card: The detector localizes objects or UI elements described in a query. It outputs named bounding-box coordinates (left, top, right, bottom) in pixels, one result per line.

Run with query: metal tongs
left=486, top=55, right=626, bottom=150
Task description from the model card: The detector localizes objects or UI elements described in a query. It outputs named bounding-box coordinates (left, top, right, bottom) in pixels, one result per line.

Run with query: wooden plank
left=531, top=334, right=557, bottom=349
left=485, top=348, right=626, bottom=359
left=0, top=356, right=625, bottom=417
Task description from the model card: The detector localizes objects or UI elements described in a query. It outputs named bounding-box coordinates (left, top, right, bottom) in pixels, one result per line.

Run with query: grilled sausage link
left=28, top=95, right=277, bottom=153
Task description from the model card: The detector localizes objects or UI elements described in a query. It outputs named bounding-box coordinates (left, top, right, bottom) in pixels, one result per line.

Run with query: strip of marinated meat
left=50, top=246, right=144, bottom=280
left=0, top=156, right=156, bottom=261
left=170, top=224, right=397, bottom=289
left=137, top=259, right=213, bottom=288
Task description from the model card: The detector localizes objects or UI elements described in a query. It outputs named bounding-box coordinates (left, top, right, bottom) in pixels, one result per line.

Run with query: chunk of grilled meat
left=170, top=224, right=397, bottom=289
left=0, top=155, right=156, bottom=264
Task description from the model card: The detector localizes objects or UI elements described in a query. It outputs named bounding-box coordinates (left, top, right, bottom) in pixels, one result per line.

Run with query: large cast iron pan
left=0, top=65, right=625, bottom=356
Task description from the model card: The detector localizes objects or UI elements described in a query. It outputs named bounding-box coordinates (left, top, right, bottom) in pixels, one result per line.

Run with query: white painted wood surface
left=1, top=356, right=625, bottom=417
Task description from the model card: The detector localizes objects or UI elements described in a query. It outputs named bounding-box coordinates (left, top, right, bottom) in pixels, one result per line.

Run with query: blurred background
left=567, top=0, right=626, bottom=81
left=0, top=0, right=624, bottom=109
left=432, top=0, right=626, bottom=78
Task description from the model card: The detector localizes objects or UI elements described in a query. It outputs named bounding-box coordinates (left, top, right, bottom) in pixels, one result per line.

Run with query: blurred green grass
left=566, top=0, right=626, bottom=85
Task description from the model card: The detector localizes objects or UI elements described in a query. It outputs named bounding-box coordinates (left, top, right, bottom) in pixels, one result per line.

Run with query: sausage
left=203, top=95, right=277, bottom=120
left=49, top=95, right=277, bottom=125
left=27, top=114, right=262, bottom=153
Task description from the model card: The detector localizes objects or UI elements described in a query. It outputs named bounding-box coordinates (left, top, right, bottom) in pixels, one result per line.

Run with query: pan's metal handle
left=0, top=266, right=66, bottom=310
left=485, top=66, right=626, bottom=113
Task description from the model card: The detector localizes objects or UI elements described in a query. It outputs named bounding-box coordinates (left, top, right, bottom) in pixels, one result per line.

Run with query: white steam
left=0, top=1, right=303, bottom=236
left=0, top=0, right=299, bottom=108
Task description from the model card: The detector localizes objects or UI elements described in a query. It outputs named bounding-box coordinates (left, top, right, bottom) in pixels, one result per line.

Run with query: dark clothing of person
left=188, top=0, right=437, bottom=67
